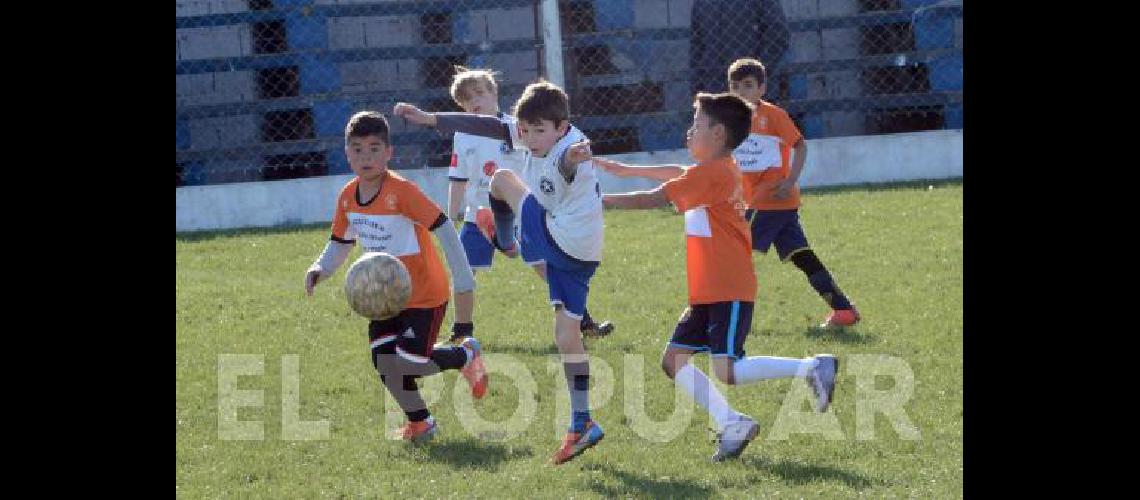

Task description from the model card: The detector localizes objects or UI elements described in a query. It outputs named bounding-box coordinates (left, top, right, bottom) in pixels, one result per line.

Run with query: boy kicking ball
left=395, top=81, right=608, bottom=464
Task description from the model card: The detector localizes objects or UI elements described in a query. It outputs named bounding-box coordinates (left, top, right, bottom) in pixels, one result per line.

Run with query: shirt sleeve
left=774, top=108, right=804, bottom=147
left=435, top=113, right=511, bottom=143
left=330, top=186, right=355, bottom=242
left=660, top=166, right=715, bottom=213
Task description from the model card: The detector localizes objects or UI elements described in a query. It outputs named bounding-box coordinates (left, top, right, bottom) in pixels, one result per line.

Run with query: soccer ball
left=343, top=252, right=412, bottom=320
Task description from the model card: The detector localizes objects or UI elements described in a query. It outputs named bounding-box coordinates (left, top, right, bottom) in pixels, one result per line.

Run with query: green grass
left=177, top=181, right=962, bottom=498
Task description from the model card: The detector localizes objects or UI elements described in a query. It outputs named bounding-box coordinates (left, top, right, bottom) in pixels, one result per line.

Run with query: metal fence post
left=539, top=0, right=565, bottom=88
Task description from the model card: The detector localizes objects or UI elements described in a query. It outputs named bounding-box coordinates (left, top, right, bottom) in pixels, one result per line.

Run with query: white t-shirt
left=506, top=122, right=605, bottom=263
left=449, top=114, right=527, bottom=222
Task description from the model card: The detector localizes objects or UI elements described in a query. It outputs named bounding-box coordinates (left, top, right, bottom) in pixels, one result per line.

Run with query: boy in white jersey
left=443, top=68, right=613, bottom=342
left=395, top=81, right=605, bottom=464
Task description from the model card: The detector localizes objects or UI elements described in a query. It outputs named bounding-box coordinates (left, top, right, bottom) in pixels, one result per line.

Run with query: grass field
left=176, top=180, right=962, bottom=498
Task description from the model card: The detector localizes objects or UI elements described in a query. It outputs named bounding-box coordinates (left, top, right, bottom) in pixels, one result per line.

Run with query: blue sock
left=488, top=195, right=516, bottom=250
left=571, top=411, right=592, bottom=433
left=565, top=361, right=591, bottom=432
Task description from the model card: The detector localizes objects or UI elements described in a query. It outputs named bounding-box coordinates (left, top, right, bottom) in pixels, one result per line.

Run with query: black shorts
left=368, top=303, right=448, bottom=369
left=668, top=301, right=754, bottom=360
left=744, top=209, right=811, bottom=261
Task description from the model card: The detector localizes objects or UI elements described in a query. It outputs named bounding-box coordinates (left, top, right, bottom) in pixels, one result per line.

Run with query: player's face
left=345, top=135, right=392, bottom=181
left=517, top=118, right=569, bottom=157
left=457, top=82, right=499, bottom=116
left=686, top=109, right=723, bottom=162
left=728, top=76, right=765, bottom=104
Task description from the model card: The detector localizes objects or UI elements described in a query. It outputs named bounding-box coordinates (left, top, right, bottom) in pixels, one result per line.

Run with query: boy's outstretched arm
left=556, top=140, right=593, bottom=183
left=304, top=238, right=354, bottom=296
left=429, top=214, right=476, bottom=323
left=594, top=157, right=685, bottom=182
left=393, top=103, right=510, bottom=143
left=603, top=186, right=670, bottom=210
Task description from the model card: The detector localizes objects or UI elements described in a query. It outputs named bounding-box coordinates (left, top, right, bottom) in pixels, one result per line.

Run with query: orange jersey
left=661, top=156, right=757, bottom=305
left=733, top=100, right=804, bottom=210
left=331, top=172, right=449, bottom=309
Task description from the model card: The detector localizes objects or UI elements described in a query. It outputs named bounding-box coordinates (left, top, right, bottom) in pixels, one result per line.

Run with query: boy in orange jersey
left=727, top=58, right=859, bottom=328
left=303, top=111, right=488, bottom=444
left=596, top=93, right=838, bottom=462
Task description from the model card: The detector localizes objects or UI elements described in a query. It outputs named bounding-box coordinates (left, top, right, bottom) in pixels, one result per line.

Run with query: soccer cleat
left=712, top=416, right=760, bottom=462
left=392, top=419, right=437, bottom=444
left=820, top=306, right=860, bottom=328
left=459, top=337, right=489, bottom=399
left=580, top=320, right=615, bottom=339
left=551, top=420, right=605, bottom=465
left=805, top=355, right=839, bottom=413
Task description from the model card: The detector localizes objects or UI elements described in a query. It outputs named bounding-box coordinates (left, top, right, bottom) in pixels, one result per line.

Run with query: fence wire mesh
left=176, top=0, right=961, bottom=186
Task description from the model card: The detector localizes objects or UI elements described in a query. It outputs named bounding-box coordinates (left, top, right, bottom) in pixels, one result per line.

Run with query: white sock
left=674, top=363, right=739, bottom=430
left=733, top=356, right=817, bottom=384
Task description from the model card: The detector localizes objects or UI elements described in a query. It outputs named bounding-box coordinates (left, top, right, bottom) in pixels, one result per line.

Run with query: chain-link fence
left=176, top=0, right=962, bottom=186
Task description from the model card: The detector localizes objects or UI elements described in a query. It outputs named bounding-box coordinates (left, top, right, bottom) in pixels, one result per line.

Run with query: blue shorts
left=669, top=301, right=754, bottom=360
left=515, top=224, right=545, bottom=266
left=459, top=222, right=494, bottom=270
left=745, top=209, right=811, bottom=261
left=519, top=194, right=598, bottom=320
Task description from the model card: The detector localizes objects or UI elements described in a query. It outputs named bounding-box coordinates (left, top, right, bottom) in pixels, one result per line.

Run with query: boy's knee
left=660, top=350, right=688, bottom=379
left=489, top=169, right=517, bottom=191
left=712, top=360, right=737, bottom=385
left=661, top=356, right=677, bottom=379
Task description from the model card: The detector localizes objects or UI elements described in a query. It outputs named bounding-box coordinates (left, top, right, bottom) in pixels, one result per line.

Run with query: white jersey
left=449, top=114, right=526, bottom=222
left=506, top=122, right=605, bottom=262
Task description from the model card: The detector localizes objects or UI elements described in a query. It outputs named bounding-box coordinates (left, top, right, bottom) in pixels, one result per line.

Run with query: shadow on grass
left=176, top=222, right=327, bottom=243
left=803, top=326, right=877, bottom=344
left=583, top=463, right=715, bottom=497
left=742, top=456, right=877, bottom=489
left=414, top=438, right=533, bottom=471
left=486, top=342, right=561, bottom=356
left=802, top=177, right=961, bottom=196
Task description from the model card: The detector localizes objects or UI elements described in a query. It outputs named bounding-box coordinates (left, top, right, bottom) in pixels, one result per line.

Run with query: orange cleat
left=391, top=419, right=437, bottom=444
left=821, top=306, right=861, bottom=328
left=459, top=337, right=489, bottom=399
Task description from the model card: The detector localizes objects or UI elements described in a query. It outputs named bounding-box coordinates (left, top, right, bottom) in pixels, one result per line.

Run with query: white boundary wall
left=176, top=129, right=962, bottom=232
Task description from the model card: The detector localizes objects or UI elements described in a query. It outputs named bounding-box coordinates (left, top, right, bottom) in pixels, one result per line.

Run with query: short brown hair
left=449, top=65, right=500, bottom=104
left=344, top=111, right=390, bottom=145
left=727, top=58, right=767, bottom=86
left=693, top=92, right=754, bottom=151
left=512, top=80, right=570, bottom=126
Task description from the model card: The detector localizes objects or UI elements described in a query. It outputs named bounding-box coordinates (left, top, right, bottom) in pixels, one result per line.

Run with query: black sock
left=580, top=308, right=595, bottom=330
left=488, top=195, right=516, bottom=250
left=791, top=250, right=852, bottom=310
left=430, top=346, right=468, bottom=370
left=379, top=371, right=431, bottom=422
left=450, top=322, right=474, bottom=342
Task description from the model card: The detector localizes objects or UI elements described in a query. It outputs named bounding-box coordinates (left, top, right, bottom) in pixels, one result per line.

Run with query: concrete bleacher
left=176, top=0, right=962, bottom=187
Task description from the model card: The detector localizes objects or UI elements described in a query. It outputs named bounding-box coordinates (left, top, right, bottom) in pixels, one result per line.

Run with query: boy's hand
left=392, top=103, right=437, bottom=127
left=593, top=156, right=628, bottom=177
left=565, top=140, right=592, bottom=166
left=772, top=178, right=796, bottom=199
left=304, top=267, right=322, bottom=297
